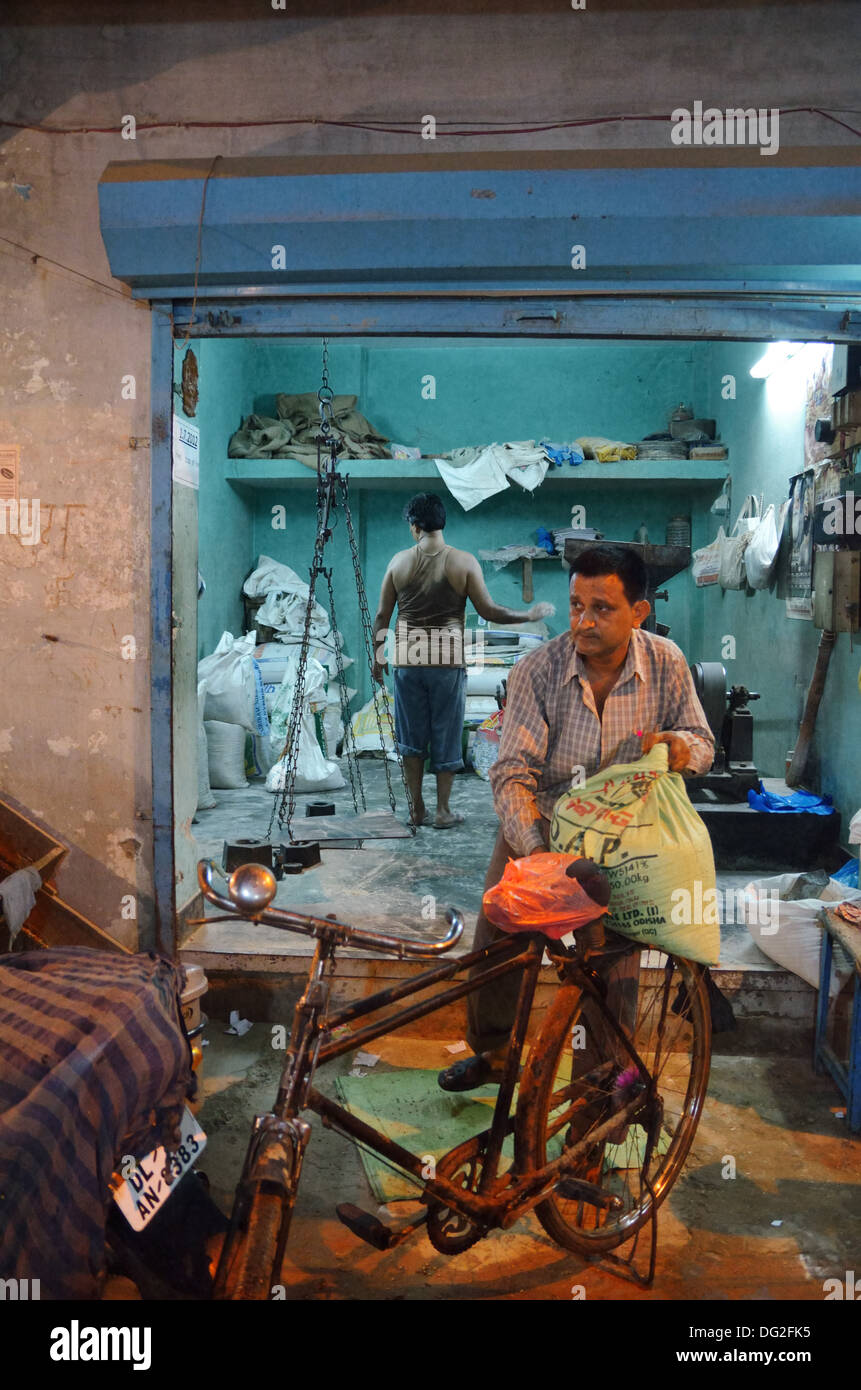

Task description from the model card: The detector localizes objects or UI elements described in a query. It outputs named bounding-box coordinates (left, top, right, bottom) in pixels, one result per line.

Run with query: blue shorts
left=393, top=667, right=466, bottom=773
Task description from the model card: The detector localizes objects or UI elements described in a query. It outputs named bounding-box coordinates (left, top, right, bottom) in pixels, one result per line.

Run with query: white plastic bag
left=198, top=631, right=258, bottom=732
left=692, top=528, right=725, bottom=587
left=744, top=502, right=783, bottom=590
left=719, top=495, right=761, bottom=590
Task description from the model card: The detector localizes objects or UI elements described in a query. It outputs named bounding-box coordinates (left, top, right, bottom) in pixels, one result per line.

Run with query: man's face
left=569, top=572, right=650, bottom=659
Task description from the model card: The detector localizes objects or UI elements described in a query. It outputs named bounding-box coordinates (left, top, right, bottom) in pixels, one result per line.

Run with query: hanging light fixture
left=749, top=342, right=804, bottom=379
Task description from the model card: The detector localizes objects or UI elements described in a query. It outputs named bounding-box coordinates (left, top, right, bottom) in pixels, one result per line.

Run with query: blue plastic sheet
left=747, top=782, right=835, bottom=815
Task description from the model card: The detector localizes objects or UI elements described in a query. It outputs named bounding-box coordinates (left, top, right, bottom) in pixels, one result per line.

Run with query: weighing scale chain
left=338, top=473, right=416, bottom=832
left=323, top=563, right=366, bottom=815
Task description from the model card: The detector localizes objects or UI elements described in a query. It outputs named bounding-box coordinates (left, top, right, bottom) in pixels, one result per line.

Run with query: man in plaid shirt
left=439, top=543, right=714, bottom=1091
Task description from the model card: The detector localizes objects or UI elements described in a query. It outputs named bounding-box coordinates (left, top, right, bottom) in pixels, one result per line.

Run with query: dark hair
left=569, top=544, right=647, bottom=605
left=404, top=492, right=446, bottom=532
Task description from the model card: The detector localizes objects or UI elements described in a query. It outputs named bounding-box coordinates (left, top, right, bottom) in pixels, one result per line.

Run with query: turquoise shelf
left=225, top=457, right=729, bottom=491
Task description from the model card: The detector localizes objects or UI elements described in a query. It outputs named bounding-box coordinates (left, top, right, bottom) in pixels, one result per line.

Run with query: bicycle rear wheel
left=515, top=950, right=710, bottom=1254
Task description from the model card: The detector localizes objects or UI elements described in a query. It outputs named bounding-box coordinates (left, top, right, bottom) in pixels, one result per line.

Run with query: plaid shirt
left=489, top=627, right=715, bottom=856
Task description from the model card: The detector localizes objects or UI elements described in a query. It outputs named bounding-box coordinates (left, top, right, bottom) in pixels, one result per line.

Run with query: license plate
left=111, top=1107, right=206, bottom=1232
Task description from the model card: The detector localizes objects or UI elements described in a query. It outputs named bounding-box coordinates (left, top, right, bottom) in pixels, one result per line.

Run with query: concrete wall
left=1, top=4, right=857, bottom=947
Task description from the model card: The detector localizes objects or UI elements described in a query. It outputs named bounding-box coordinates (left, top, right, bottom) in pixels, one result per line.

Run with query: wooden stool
left=814, top=906, right=861, bottom=1132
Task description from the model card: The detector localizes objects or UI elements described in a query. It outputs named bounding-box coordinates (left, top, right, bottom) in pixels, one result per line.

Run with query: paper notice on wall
left=173, top=417, right=199, bottom=490
left=785, top=470, right=814, bottom=620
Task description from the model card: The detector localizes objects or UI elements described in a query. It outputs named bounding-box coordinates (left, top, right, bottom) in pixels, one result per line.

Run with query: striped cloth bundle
left=0, top=947, right=195, bottom=1299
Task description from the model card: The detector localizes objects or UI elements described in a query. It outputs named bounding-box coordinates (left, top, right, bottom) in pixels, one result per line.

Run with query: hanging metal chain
left=268, top=444, right=330, bottom=843
left=338, top=473, right=416, bottom=833
left=318, top=337, right=336, bottom=441
left=322, top=565, right=366, bottom=815
left=265, top=336, right=416, bottom=841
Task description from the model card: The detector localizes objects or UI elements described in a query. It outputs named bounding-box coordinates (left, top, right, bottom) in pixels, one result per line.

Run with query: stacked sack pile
left=195, top=555, right=354, bottom=814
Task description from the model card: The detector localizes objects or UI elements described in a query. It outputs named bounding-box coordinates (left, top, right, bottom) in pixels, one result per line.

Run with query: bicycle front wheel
left=515, top=951, right=710, bottom=1254
left=214, top=1133, right=297, bottom=1300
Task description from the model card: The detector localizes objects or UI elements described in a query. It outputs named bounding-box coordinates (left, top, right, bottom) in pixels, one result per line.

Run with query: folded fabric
left=575, top=436, right=637, bottom=462
left=747, top=783, right=835, bottom=815
left=228, top=414, right=295, bottom=458
left=0, top=867, right=41, bottom=943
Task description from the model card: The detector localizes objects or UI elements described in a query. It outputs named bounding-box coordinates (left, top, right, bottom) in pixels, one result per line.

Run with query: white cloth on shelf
left=0, top=867, right=41, bottom=943
left=434, top=442, right=549, bottom=511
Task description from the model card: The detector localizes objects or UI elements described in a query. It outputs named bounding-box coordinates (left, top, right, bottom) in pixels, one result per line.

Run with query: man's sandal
left=437, top=1053, right=506, bottom=1092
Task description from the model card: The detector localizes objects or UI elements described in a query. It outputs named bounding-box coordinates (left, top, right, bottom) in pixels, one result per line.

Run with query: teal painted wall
left=206, top=338, right=713, bottom=702
left=693, top=341, right=860, bottom=836
left=193, top=335, right=858, bottom=836
left=190, top=339, right=255, bottom=658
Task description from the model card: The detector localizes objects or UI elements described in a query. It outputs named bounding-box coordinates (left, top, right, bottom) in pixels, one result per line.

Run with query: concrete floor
left=181, top=760, right=859, bottom=1300
left=194, top=1023, right=860, bottom=1301
left=187, top=761, right=785, bottom=968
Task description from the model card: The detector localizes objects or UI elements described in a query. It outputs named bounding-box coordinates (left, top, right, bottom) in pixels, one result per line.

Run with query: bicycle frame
left=211, top=887, right=656, bottom=1295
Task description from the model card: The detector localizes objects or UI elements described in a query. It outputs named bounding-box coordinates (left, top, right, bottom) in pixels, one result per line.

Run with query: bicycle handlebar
left=196, top=859, right=464, bottom=960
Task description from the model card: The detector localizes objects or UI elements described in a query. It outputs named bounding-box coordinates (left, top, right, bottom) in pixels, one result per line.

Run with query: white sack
left=243, top=555, right=308, bottom=599
left=205, top=720, right=249, bottom=789
left=196, top=681, right=216, bottom=811
left=350, top=689, right=397, bottom=754
left=740, top=872, right=861, bottom=991
left=265, top=707, right=345, bottom=794
left=198, top=631, right=258, bottom=731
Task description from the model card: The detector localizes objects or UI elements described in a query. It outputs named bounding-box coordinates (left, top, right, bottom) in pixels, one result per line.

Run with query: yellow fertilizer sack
left=549, top=743, right=719, bottom=964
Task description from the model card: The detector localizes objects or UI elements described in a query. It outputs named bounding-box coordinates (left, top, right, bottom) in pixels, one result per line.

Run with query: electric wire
left=1, top=106, right=859, bottom=140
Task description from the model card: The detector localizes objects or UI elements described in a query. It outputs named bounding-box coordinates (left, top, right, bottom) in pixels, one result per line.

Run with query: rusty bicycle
left=197, top=857, right=711, bottom=1297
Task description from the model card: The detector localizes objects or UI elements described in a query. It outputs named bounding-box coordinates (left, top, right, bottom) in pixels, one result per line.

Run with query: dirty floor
left=194, top=1024, right=860, bottom=1301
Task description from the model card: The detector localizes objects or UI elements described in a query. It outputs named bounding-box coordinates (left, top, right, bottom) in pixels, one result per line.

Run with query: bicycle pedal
left=333, top=1203, right=405, bottom=1251
left=556, top=1177, right=624, bottom=1212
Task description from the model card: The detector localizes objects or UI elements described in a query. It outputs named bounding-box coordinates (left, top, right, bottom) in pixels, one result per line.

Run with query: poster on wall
left=785, top=470, right=815, bottom=620
left=172, top=416, right=200, bottom=490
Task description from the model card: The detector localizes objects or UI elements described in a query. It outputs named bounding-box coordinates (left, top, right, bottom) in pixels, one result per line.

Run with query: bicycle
left=197, top=857, right=711, bottom=1298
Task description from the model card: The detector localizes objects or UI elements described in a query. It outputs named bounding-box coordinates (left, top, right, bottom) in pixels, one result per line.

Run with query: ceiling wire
left=1, top=106, right=859, bottom=140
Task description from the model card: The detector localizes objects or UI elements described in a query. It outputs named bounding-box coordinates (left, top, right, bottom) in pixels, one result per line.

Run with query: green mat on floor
left=333, top=1069, right=668, bottom=1205
left=334, top=1069, right=512, bottom=1203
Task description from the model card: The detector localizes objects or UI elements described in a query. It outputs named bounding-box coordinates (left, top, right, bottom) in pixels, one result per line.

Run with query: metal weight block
left=221, top=839, right=275, bottom=875
left=273, top=841, right=322, bottom=878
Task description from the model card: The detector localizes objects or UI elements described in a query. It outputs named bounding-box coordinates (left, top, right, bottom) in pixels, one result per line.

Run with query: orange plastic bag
left=482, top=853, right=610, bottom=938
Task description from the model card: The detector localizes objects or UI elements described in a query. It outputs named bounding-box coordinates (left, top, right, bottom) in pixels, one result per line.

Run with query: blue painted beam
left=99, top=160, right=861, bottom=299
left=165, top=295, right=861, bottom=343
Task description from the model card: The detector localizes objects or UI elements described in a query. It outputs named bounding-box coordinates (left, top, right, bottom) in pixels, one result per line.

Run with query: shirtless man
left=372, top=493, right=554, bottom=829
